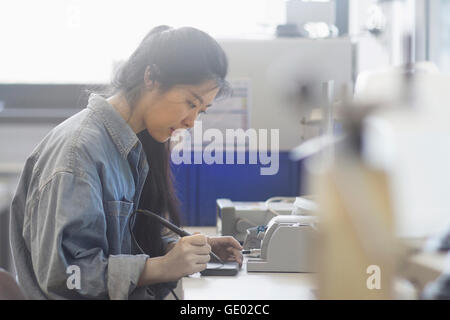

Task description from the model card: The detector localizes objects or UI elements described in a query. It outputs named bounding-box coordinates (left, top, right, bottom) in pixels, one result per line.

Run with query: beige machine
left=246, top=215, right=318, bottom=273
left=216, top=197, right=319, bottom=273
left=216, top=197, right=317, bottom=243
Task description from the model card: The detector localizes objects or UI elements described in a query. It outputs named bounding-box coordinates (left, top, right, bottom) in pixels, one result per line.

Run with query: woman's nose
left=183, top=119, right=195, bottom=129
left=182, top=110, right=199, bottom=129
left=182, top=115, right=196, bottom=129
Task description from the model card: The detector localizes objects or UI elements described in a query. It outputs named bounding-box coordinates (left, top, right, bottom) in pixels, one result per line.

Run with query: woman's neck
left=107, top=94, right=145, bottom=134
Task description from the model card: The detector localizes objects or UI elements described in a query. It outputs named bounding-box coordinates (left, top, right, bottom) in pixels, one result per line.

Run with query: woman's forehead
left=173, top=81, right=219, bottom=101
left=176, top=80, right=218, bottom=93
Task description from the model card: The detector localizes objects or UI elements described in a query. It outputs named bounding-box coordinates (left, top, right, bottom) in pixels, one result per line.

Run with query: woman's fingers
left=187, top=234, right=208, bottom=246
left=195, top=254, right=211, bottom=264
left=183, top=235, right=211, bottom=256
left=212, top=236, right=242, bottom=250
left=225, top=236, right=243, bottom=250
left=193, top=264, right=208, bottom=273
left=226, top=247, right=243, bottom=264
left=192, top=244, right=211, bottom=255
left=182, top=235, right=244, bottom=269
left=227, top=246, right=242, bottom=255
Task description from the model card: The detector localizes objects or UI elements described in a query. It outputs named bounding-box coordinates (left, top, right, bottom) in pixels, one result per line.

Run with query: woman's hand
left=139, top=234, right=211, bottom=285
left=138, top=234, right=243, bottom=287
left=207, top=236, right=243, bottom=268
left=164, top=234, right=211, bottom=279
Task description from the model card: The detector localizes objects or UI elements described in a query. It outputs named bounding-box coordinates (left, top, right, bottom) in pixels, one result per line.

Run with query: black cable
left=170, top=288, right=179, bottom=300
left=129, top=210, right=145, bottom=255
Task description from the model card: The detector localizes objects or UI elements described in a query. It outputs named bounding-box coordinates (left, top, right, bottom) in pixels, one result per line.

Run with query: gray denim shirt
left=9, top=94, right=177, bottom=299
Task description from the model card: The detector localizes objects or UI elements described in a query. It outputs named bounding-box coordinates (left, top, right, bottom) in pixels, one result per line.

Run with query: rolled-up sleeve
left=28, top=171, right=148, bottom=299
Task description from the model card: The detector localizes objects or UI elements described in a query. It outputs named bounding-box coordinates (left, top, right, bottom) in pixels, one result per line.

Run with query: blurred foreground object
left=308, top=103, right=397, bottom=299
left=421, top=217, right=450, bottom=299
left=421, top=253, right=450, bottom=300
left=356, top=62, right=450, bottom=239
left=308, top=59, right=450, bottom=299
left=290, top=50, right=450, bottom=297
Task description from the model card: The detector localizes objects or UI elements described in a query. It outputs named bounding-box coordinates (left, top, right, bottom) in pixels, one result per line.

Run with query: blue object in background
left=171, top=151, right=301, bottom=226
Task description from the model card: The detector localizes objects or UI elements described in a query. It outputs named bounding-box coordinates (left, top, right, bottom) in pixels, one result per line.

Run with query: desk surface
left=180, top=228, right=449, bottom=300
left=182, top=227, right=317, bottom=300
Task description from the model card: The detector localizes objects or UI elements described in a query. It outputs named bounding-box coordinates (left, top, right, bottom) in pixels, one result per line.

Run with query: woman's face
left=140, top=80, right=219, bottom=142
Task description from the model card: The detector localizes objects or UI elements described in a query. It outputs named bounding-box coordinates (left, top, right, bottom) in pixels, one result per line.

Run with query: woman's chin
left=145, top=129, right=168, bottom=143
left=157, top=135, right=169, bottom=143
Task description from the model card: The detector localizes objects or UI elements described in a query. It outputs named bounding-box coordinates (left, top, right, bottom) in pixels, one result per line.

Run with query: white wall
left=221, top=38, right=353, bottom=151
left=0, top=0, right=285, bottom=84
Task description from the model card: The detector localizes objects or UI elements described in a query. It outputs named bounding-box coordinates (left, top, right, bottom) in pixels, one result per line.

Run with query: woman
left=9, top=25, right=243, bottom=300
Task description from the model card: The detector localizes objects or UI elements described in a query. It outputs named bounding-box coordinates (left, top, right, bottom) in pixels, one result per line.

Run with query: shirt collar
left=86, top=93, right=140, bottom=158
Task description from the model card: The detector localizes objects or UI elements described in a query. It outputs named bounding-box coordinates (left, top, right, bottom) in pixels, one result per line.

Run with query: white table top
left=181, top=227, right=317, bottom=300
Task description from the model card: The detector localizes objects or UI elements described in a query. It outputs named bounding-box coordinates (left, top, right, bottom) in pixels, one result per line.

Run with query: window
left=428, top=0, right=450, bottom=72
left=0, top=0, right=285, bottom=83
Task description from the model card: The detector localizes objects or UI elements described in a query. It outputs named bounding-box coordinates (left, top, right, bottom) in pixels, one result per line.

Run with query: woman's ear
left=144, top=65, right=158, bottom=90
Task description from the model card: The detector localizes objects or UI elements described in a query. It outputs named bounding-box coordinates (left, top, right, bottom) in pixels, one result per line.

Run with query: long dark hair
left=110, top=25, right=229, bottom=258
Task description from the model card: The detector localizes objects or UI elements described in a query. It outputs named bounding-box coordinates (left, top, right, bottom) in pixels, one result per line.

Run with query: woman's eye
left=187, top=101, right=197, bottom=109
